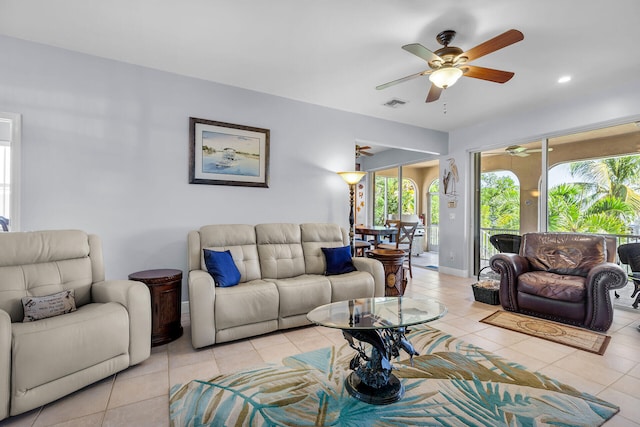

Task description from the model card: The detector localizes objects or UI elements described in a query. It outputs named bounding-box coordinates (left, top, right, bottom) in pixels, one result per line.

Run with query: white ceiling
left=2, top=0, right=640, bottom=132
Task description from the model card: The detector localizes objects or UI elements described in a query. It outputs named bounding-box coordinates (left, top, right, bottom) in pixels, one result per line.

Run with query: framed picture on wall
left=189, top=117, right=270, bottom=187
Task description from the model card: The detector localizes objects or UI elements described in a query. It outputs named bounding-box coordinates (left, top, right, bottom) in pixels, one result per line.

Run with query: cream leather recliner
left=0, top=230, right=151, bottom=420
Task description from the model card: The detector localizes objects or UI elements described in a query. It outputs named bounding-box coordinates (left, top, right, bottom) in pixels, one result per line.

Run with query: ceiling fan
left=504, top=145, right=552, bottom=157
left=356, top=145, right=374, bottom=158
left=376, top=29, right=524, bottom=103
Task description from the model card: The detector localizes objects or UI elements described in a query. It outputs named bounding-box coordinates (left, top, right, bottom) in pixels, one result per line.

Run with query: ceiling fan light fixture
left=429, top=67, right=463, bottom=89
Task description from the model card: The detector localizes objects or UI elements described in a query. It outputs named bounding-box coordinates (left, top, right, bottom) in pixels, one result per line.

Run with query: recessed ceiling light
left=558, top=75, right=572, bottom=84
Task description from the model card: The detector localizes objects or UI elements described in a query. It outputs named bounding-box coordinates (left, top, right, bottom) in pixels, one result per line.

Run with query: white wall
left=440, top=78, right=640, bottom=276
left=0, top=35, right=447, bottom=299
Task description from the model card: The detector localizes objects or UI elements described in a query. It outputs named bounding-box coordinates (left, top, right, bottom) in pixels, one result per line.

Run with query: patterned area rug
left=480, top=310, right=611, bottom=355
left=169, top=326, right=619, bottom=426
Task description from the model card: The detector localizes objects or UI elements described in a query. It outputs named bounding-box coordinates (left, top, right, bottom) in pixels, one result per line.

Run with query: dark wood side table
left=368, top=249, right=406, bottom=296
left=128, top=269, right=183, bottom=346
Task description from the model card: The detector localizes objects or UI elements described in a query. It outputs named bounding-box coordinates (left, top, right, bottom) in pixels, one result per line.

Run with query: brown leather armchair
left=490, top=232, right=627, bottom=332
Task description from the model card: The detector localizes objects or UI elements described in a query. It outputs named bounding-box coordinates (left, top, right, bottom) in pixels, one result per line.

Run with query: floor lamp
left=338, top=171, right=366, bottom=255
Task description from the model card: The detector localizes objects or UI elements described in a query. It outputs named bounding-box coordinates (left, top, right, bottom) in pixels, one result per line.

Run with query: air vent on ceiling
left=383, top=98, right=407, bottom=108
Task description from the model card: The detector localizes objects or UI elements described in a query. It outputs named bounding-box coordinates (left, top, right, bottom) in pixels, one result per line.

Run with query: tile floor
left=2, top=267, right=640, bottom=426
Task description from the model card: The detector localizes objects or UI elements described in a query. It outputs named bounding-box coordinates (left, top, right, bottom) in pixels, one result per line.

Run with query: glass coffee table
left=307, top=297, right=446, bottom=404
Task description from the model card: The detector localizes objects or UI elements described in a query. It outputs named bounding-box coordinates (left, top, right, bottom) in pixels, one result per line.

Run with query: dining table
left=355, top=225, right=398, bottom=248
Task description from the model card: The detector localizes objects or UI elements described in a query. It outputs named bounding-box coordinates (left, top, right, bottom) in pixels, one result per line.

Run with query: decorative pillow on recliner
left=522, top=233, right=606, bottom=277
left=204, top=249, right=241, bottom=287
left=22, top=289, right=77, bottom=322
left=321, top=245, right=357, bottom=275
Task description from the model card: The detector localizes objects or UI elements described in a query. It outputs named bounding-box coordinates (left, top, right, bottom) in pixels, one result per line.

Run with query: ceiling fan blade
left=357, top=145, right=371, bottom=150
left=462, top=65, right=515, bottom=83
left=426, top=84, right=442, bottom=103
left=458, top=29, right=524, bottom=62
left=376, top=71, right=428, bottom=90
left=402, top=43, right=442, bottom=63
left=359, top=151, right=374, bottom=156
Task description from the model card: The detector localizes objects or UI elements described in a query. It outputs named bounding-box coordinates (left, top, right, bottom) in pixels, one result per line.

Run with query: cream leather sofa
left=0, top=230, right=151, bottom=420
left=188, top=223, right=385, bottom=349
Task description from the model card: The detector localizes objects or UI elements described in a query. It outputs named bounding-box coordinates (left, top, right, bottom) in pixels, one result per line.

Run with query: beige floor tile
left=537, top=365, right=607, bottom=396
left=456, top=333, right=504, bottom=352
left=45, top=412, right=104, bottom=427
left=601, top=340, right=640, bottom=363
left=108, top=371, right=169, bottom=409
left=550, top=354, right=625, bottom=387
left=570, top=349, right=637, bottom=375
left=490, top=347, right=549, bottom=372
left=33, top=377, right=114, bottom=427
left=215, top=349, right=265, bottom=373
left=293, top=334, right=335, bottom=353
left=249, top=331, right=290, bottom=349
left=603, top=415, right=640, bottom=427
left=444, top=315, right=491, bottom=333
left=609, top=373, right=640, bottom=394
left=116, top=351, right=168, bottom=380
left=255, top=342, right=300, bottom=363
left=428, top=320, right=470, bottom=338
left=474, top=325, right=531, bottom=347
left=611, top=332, right=640, bottom=351
left=103, top=396, right=169, bottom=427
left=169, top=359, right=220, bottom=387
left=211, top=339, right=254, bottom=359
left=629, top=363, right=640, bottom=379
left=282, top=325, right=323, bottom=342
left=168, top=347, right=214, bottom=369
left=597, top=388, right=640, bottom=424
left=509, top=337, right=577, bottom=364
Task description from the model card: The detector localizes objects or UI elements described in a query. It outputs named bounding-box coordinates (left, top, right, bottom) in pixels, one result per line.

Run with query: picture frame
left=189, top=117, right=270, bottom=187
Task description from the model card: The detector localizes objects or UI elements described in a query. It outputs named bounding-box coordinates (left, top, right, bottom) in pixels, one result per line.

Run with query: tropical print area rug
left=169, top=326, right=619, bottom=426
left=480, top=310, right=611, bottom=355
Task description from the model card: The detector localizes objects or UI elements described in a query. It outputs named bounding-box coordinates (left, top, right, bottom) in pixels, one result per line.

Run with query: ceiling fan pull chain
left=443, top=103, right=447, bottom=115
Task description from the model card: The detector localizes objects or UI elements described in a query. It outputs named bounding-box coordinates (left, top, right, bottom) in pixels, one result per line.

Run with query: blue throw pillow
left=203, top=249, right=241, bottom=287
left=321, top=245, right=357, bottom=275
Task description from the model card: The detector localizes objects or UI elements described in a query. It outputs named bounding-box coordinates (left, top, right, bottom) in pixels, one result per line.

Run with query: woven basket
left=472, top=283, right=500, bottom=305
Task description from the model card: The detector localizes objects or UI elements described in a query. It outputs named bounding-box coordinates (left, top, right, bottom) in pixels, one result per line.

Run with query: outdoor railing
left=426, top=225, right=439, bottom=251
left=480, top=228, right=640, bottom=272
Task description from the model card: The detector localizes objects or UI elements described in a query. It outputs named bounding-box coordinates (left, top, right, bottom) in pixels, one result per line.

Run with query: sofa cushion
left=199, top=225, right=261, bottom=283
left=518, top=271, right=586, bottom=302
left=0, top=230, right=95, bottom=323
left=521, top=233, right=606, bottom=277
left=11, top=302, right=129, bottom=393
left=214, top=280, right=279, bottom=330
left=300, top=223, right=348, bottom=275
left=204, top=249, right=241, bottom=287
left=22, top=289, right=77, bottom=322
left=321, top=246, right=356, bottom=275
left=270, top=275, right=331, bottom=318
left=327, top=271, right=376, bottom=302
left=256, top=224, right=305, bottom=279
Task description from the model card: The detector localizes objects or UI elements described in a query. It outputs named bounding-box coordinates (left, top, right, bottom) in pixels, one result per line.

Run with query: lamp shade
left=338, top=171, right=366, bottom=185
left=429, top=67, right=463, bottom=89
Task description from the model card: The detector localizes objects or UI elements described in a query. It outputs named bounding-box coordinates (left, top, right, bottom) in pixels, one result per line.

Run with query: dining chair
left=378, top=221, right=419, bottom=278
left=617, top=242, right=640, bottom=309
left=354, top=239, right=372, bottom=257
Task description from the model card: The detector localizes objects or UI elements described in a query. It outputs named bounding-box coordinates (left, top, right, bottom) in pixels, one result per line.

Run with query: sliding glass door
left=474, top=121, right=640, bottom=275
